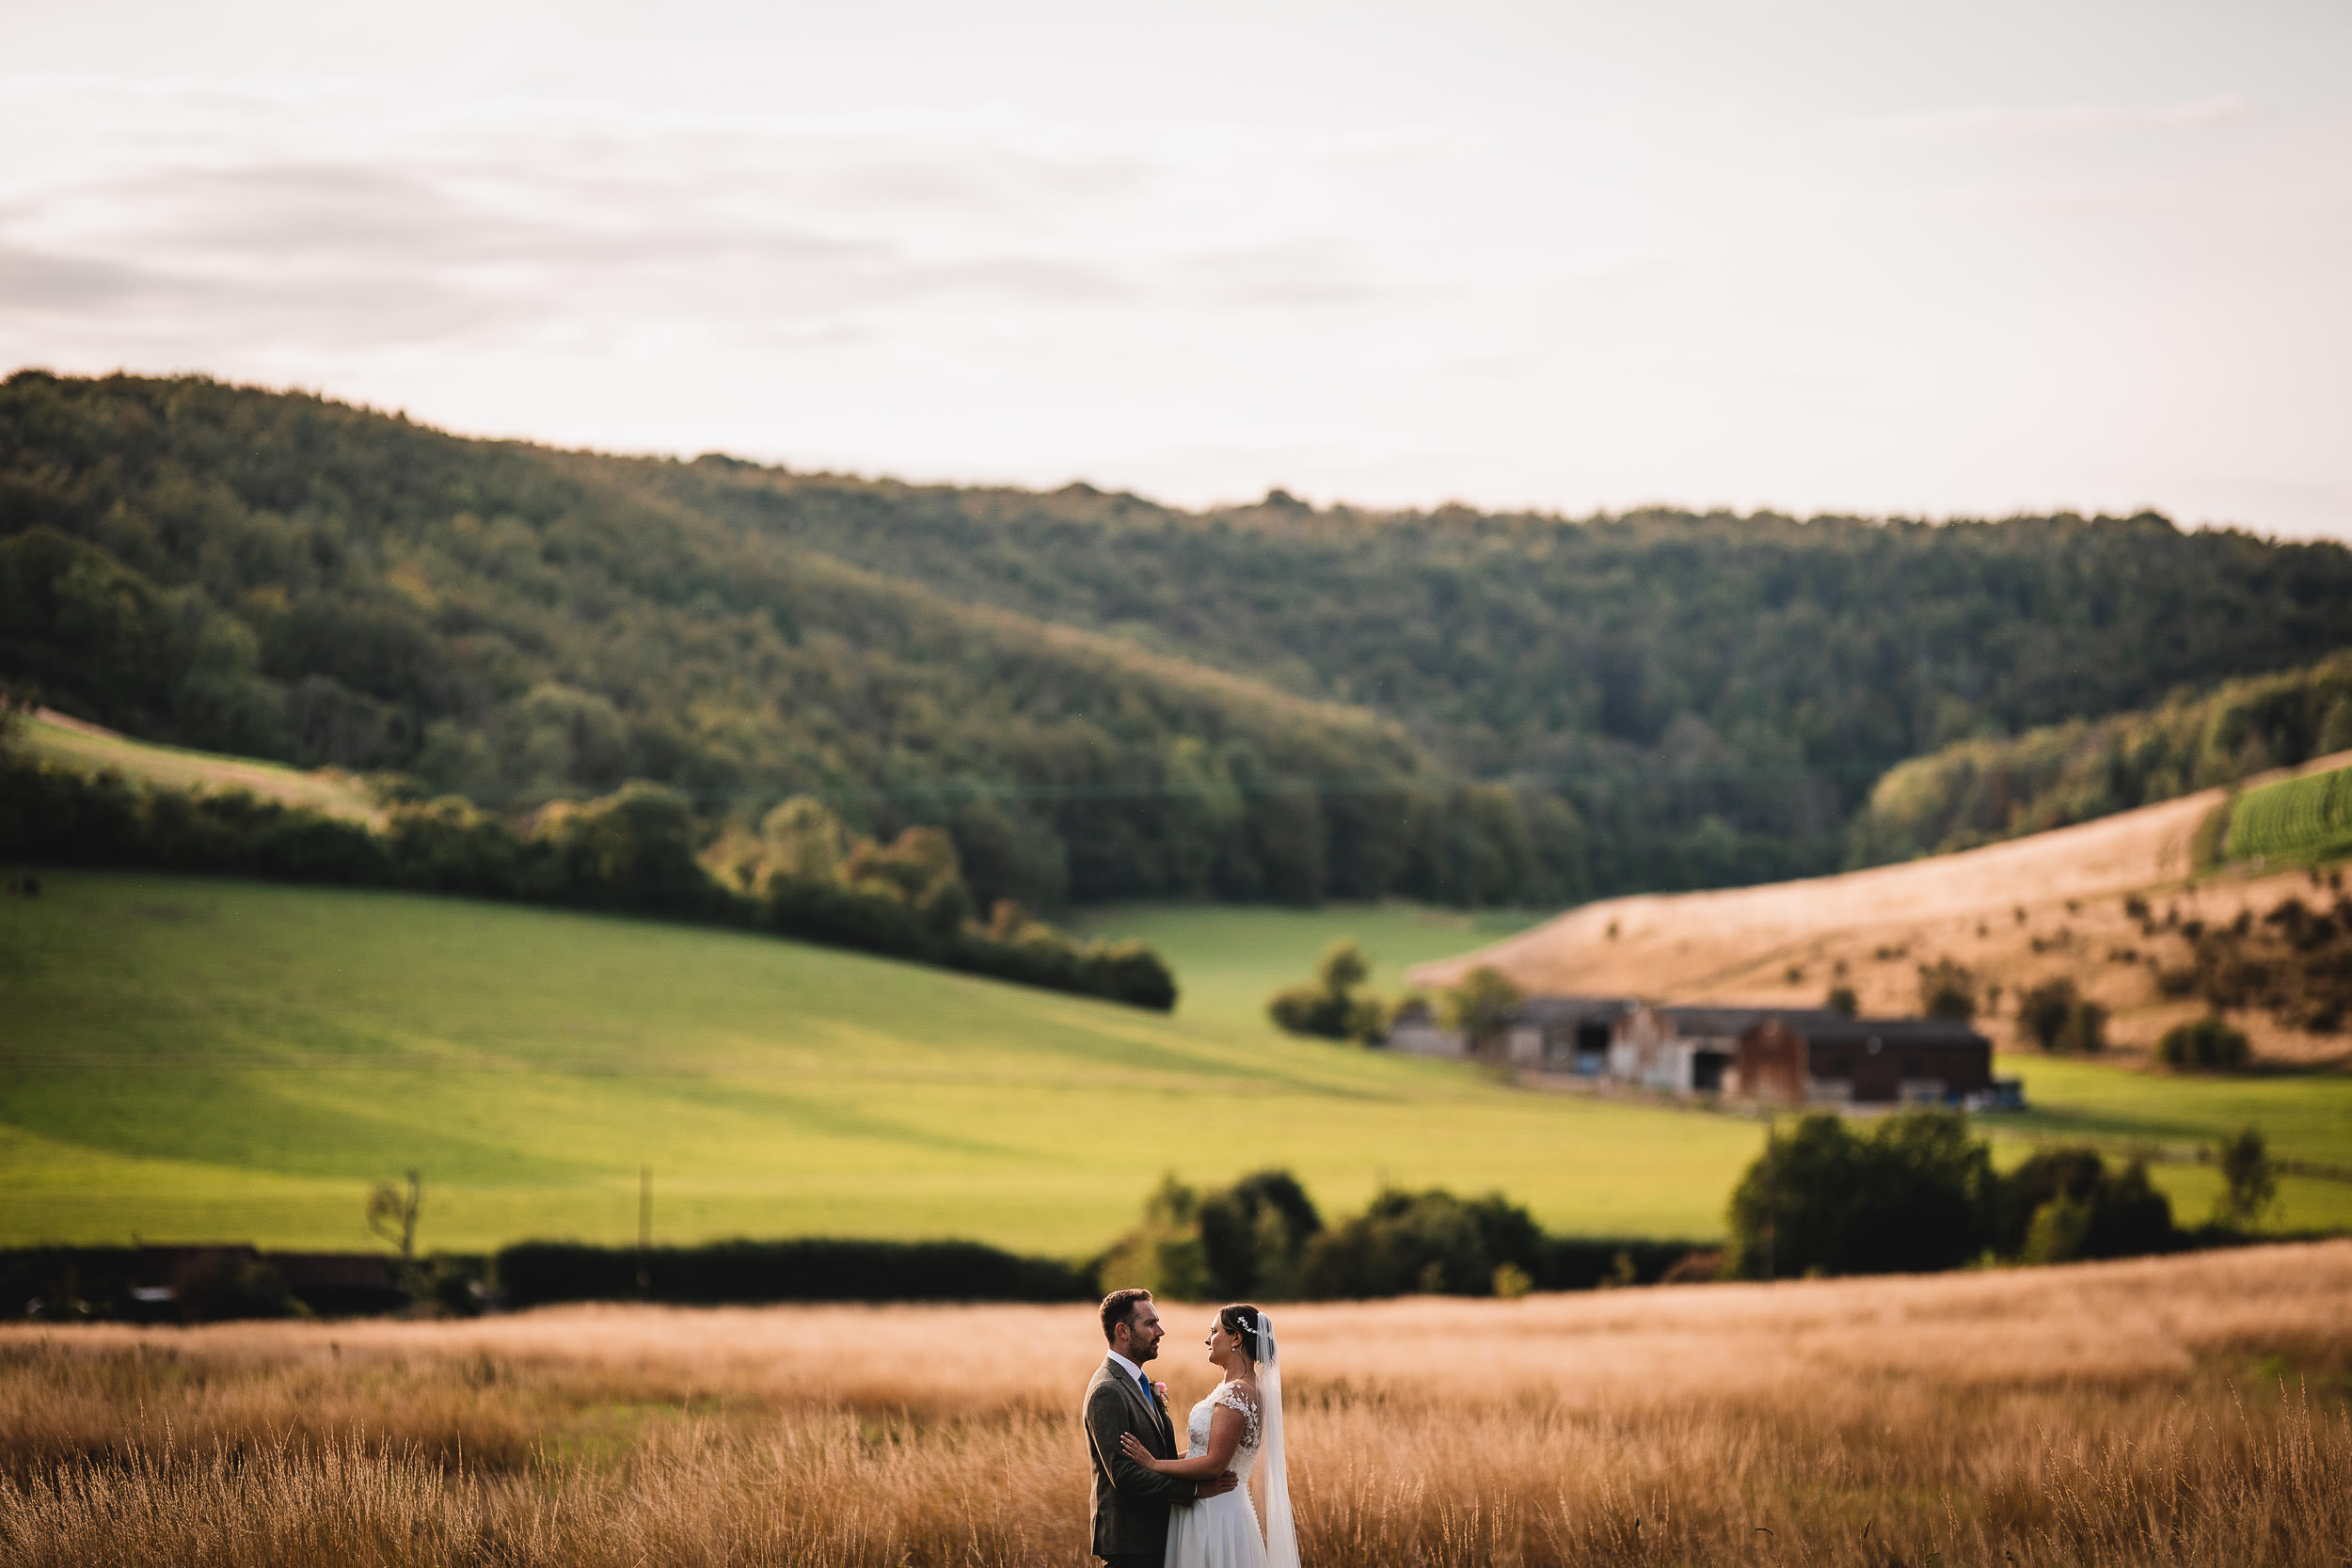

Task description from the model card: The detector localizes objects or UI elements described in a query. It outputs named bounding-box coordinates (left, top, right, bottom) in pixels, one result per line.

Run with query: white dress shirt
left=1106, top=1349, right=1156, bottom=1408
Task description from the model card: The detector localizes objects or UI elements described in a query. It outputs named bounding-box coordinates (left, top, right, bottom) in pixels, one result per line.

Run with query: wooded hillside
left=653, top=455, right=2352, bottom=891
left=6, top=371, right=2350, bottom=905
left=1846, top=652, right=2352, bottom=865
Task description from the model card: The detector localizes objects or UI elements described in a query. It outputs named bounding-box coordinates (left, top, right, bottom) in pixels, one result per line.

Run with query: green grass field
left=5, top=873, right=2348, bottom=1258
left=1079, top=900, right=1540, bottom=1033
left=2227, top=763, right=2352, bottom=864
left=1989, top=1054, right=2352, bottom=1228
left=0, top=874, right=1762, bottom=1255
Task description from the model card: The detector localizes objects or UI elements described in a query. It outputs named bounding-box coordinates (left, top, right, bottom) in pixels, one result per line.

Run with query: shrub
left=1915, top=958, right=1978, bottom=1022
left=1994, top=1147, right=2177, bottom=1261
left=174, top=1253, right=304, bottom=1323
left=1299, top=1187, right=1545, bottom=1298
left=497, top=1238, right=1094, bottom=1308
left=1824, top=985, right=1858, bottom=1018
left=1195, top=1170, right=1323, bottom=1301
left=2021, top=1192, right=2094, bottom=1264
left=2057, top=997, right=2108, bottom=1053
left=1527, top=1238, right=1702, bottom=1291
left=533, top=783, right=712, bottom=914
left=1095, top=1175, right=1212, bottom=1301
left=2157, top=1014, right=2250, bottom=1070
left=1266, top=940, right=1385, bottom=1043
left=1723, top=1111, right=1996, bottom=1278
left=1102, top=1169, right=1326, bottom=1302
left=1438, top=966, right=1523, bottom=1057
left=2018, top=977, right=2105, bottom=1053
left=1103, top=1176, right=1738, bottom=1301
left=2159, top=895, right=2352, bottom=1033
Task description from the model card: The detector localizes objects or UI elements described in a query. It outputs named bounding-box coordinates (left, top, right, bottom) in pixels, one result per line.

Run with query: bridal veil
left=1254, top=1309, right=1301, bottom=1568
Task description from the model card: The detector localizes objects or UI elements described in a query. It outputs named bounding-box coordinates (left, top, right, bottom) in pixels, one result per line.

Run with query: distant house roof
left=1661, top=1005, right=1846, bottom=1038
left=1518, top=995, right=1638, bottom=1024
left=1787, top=1015, right=1989, bottom=1051
left=1511, top=997, right=1988, bottom=1050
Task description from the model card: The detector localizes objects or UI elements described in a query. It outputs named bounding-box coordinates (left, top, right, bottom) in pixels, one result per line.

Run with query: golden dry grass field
left=4, top=1242, right=2349, bottom=1567
left=1411, top=754, right=2352, bottom=1072
left=17, top=709, right=382, bottom=826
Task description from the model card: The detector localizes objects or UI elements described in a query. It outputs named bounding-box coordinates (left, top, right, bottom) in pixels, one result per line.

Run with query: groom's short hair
left=1100, top=1288, right=1153, bottom=1343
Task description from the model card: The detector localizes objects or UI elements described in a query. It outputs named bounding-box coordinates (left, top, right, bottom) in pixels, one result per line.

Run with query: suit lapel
left=1108, top=1357, right=1174, bottom=1455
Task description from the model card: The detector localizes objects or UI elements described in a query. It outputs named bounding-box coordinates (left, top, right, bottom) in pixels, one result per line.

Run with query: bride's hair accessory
left=1254, top=1308, right=1301, bottom=1568
left=1216, top=1303, right=1263, bottom=1360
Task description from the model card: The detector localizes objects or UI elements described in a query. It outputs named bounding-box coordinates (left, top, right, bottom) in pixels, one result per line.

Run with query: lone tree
left=2212, top=1125, right=2279, bottom=1229
left=1440, top=965, right=1524, bottom=1058
left=1916, top=958, right=1978, bottom=1022
left=368, top=1169, right=422, bottom=1265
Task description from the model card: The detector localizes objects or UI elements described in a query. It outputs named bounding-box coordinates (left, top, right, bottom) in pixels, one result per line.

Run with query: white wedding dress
left=1164, top=1380, right=1269, bottom=1568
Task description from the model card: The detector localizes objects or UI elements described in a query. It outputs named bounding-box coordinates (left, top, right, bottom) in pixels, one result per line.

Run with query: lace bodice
left=1184, top=1379, right=1262, bottom=1476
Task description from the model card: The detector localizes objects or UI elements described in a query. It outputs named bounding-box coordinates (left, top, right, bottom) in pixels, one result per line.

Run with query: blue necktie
left=1138, top=1371, right=1154, bottom=1410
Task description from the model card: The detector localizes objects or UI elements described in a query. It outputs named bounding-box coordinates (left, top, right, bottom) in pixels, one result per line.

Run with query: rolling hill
left=1846, top=650, right=2352, bottom=866
left=8, top=370, right=2352, bottom=910
left=0, top=871, right=1774, bottom=1255
left=1410, top=750, right=2352, bottom=1049
left=7, top=861, right=2350, bottom=1258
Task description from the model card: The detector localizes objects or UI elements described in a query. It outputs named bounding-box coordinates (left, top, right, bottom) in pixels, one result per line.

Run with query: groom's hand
left=1194, top=1470, right=1239, bottom=1499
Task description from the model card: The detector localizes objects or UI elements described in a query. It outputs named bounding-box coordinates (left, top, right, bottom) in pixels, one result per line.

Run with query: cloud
left=0, top=90, right=1409, bottom=356
left=1859, top=94, right=2257, bottom=142
left=1176, top=241, right=1378, bottom=309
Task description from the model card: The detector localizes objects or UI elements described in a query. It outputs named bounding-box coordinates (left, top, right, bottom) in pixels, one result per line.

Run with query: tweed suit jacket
left=1083, top=1354, right=1195, bottom=1561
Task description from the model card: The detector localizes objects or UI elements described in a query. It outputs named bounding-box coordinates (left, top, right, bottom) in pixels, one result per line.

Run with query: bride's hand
left=1119, top=1432, right=1157, bottom=1467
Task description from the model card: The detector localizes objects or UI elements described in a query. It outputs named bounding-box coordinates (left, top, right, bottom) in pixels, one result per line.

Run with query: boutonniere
left=1153, top=1381, right=1168, bottom=1401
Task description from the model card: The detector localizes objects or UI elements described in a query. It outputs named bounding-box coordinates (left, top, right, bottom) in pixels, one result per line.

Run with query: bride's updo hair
left=1217, top=1304, right=1263, bottom=1362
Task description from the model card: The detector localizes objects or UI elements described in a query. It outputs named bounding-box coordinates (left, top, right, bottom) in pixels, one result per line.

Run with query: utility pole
left=637, top=1164, right=651, bottom=1301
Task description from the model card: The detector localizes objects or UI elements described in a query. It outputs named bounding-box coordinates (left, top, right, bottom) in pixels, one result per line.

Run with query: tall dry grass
left=4, top=1242, right=2349, bottom=1566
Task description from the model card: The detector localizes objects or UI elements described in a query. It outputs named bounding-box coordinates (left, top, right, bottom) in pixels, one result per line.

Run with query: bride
left=1119, top=1304, right=1301, bottom=1568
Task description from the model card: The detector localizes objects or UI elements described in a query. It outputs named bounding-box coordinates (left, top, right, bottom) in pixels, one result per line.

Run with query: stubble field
left=4, top=1242, right=2349, bottom=1567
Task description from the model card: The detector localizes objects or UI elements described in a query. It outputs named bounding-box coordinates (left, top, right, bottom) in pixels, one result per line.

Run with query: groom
left=1084, top=1288, right=1237, bottom=1567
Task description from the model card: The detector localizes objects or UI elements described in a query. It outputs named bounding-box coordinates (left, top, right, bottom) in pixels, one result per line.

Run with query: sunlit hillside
left=0, top=872, right=1769, bottom=1254
left=8, top=867, right=2352, bottom=1255
left=1415, top=751, right=2352, bottom=1071
left=17, top=707, right=380, bottom=823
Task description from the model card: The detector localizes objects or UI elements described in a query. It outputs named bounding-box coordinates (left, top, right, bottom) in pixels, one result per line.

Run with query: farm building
left=1388, top=994, right=1632, bottom=1070
left=1734, top=1014, right=1997, bottom=1105
left=1390, top=994, right=2004, bottom=1107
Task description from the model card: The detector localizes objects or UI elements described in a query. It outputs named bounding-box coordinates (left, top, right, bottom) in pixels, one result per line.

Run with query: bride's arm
left=1119, top=1403, right=1248, bottom=1480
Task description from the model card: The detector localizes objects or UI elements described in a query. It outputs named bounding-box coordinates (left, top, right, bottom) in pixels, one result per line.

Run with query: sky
left=3, top=1, right=2348, bottom=536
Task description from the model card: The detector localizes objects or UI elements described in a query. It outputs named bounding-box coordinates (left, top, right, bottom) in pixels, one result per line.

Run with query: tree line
left=0, top=744, right=1178, bottom=1010
left=6, top=1122, right=2292, bottom=1323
